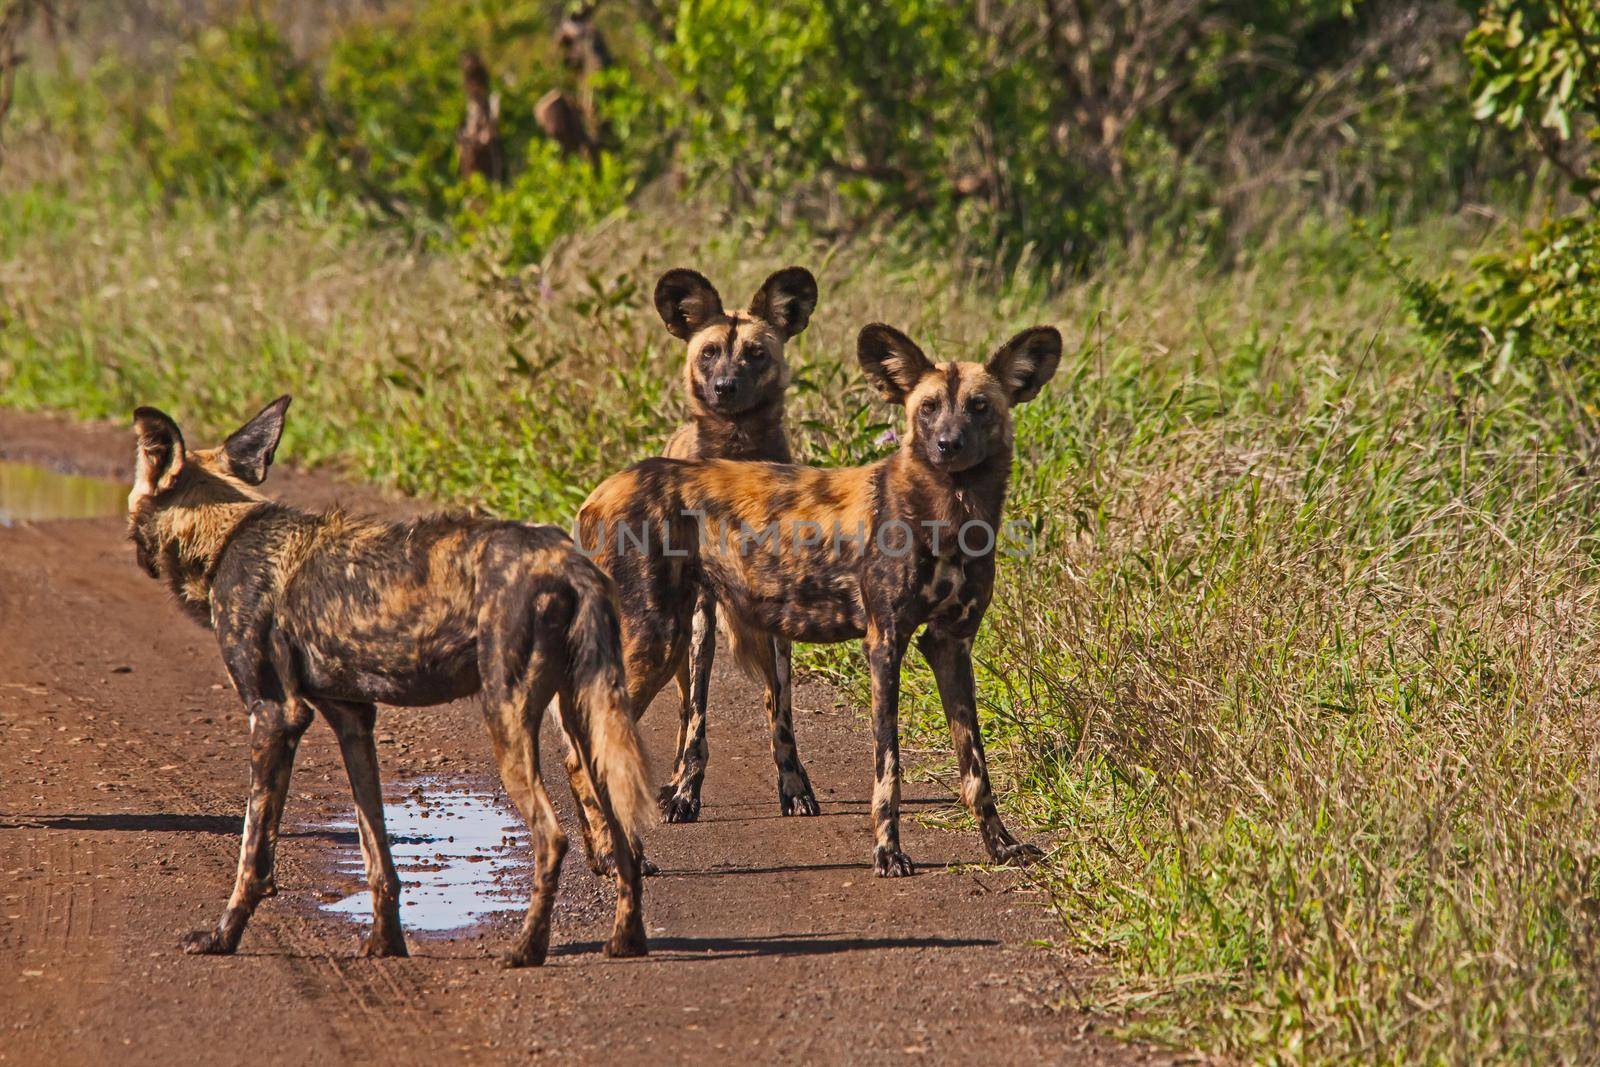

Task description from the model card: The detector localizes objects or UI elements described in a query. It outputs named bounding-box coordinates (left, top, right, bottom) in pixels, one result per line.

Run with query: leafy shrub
left=17, top=0, right=1529, bottom=272
left=1401, top=1, right=1598, bottom=409
left=122, top=1, right=599, bottom=250
left=451, top=141, right=636, bottom=266
left=1466, top=0, right=1597, bottom=196
left=131, top=20, right=329, bottom=206
left=654, top=0, right=1515, bottom=269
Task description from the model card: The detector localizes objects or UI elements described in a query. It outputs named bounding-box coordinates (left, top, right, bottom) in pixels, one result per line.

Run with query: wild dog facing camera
left=654, top=266, right=817, bottom=418
left=858, top=323, right=1062, bottom=474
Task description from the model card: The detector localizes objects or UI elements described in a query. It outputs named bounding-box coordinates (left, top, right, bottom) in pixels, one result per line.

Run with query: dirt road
left=0, top=410, right=1160, bottom=1065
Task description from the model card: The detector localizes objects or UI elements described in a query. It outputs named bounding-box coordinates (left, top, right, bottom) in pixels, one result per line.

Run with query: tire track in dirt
left=0, top=508, right=435, bottom=1066
left=81, top=676, right=440, bottom=1067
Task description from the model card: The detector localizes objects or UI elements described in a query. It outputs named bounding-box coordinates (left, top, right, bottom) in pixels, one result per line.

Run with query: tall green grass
left=4, top=187, right=1598, bottom=1062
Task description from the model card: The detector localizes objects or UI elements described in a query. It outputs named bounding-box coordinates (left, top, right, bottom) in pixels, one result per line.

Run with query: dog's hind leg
left=729, top=620, right=818, bottom=817
left=661, top=592, right=715, bottom=823
left=566, top=621, right=681, bottom=875
left=560, top=693, right=658, bottom=878
left=316, top=698, right=407, bottom=957
left=561, top=732, right=614, bottom=875
left=662, top=656, right=691, bottom=810
left=555, top=689, right=646, bottom=957
left=486, top=691, right=565, bottom=967
left=478, top=585, right=569, bottom=968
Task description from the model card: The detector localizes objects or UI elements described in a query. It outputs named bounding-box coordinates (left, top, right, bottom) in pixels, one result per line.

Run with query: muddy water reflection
left=320, top=780, right=530, bottom=934
left=0, top=461, right=126, bottom=524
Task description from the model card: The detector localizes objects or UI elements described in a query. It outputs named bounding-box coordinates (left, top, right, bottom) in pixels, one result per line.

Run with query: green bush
left=131, top=20, right=328, bottom=207
left=120, top=2, right=604, bottom=251
left=12, top=1, right=1527, bottom=272
left=1466, top=0, right=1597, bottom=183
left=1401, top=1, right=1598, bottom=406
left=451, top=141, right=636, bottom=266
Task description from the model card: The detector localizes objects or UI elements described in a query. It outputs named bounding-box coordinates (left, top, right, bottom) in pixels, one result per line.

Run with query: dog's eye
left=742, top=345, right=765, bottom=363
left=699, top=345, right=721, bottom=362
left=970, top=396, right=989, bottom=414
left=920, top=397, right=938, bottom=415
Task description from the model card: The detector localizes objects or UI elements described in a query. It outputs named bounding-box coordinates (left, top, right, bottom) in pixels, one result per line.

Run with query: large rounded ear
left=223, top=395, right=291, bottom=485
left=654, top=268, right=725, bottom=341
left=132, top=406, right=187, bottom=497
left=857, top=323, right=935, bottom=404
left=748, top=266, right=817, bottom=340
left=985, top=326, right=1062, bottom=405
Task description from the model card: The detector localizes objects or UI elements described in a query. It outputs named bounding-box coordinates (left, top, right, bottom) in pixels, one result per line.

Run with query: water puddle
left=0, top=461, right=126, bottom=525
left=319, top=779, right=530, bottom=934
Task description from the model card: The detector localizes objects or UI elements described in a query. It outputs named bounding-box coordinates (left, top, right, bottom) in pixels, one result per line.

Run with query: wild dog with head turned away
left=650, top=265, right=819, bottom=825
left=126, top=397, right=651, bottom=965
left=573, top=323, right=1061, bottom=874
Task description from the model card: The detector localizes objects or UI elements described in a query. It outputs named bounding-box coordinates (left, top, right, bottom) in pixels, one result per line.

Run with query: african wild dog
left=651, top=265, right=819, bottom=825
left=126, top=397, right=651, bottom=965
left=572, top=323, right=1061, bottom=875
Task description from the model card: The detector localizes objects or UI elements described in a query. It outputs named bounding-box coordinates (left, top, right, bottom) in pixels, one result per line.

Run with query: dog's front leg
left=917, top=627, right=1041, bottom=867
left=183, top=694, right=311, bottom=955
left=865, top=621, right=913, bottom=877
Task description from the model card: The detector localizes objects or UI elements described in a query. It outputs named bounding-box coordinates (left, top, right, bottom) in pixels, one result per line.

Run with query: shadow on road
left=660, top=858, right=972, bottom=877
left=0, top=811, right=373, bottom=845
left=1, top=812, right=243, bottom=834
left=552, top=931, right=1000, bottom=960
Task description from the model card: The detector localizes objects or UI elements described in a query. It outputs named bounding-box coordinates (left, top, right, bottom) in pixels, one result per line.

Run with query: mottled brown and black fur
left=574, top=323, right=1062, bottom=875
left=126, top=397, right=652, bottom=966
left=650, top=265, right=820, bottom=825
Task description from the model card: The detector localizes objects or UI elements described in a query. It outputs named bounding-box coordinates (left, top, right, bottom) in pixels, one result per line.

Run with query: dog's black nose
left=936, top=433, right=964, bottom=456
left=713, top=378, right=737, bottom=400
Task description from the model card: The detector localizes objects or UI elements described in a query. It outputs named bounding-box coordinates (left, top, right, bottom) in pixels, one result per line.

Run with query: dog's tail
left=723, top=610, right=777, bottom=683
left=565, top=569, right=653, bottom=843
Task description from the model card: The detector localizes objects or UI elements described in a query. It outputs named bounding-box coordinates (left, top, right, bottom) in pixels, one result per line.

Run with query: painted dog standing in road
left=573, top=323, right=1061, bottom=874
left=651, top=266, right=820, bottom=825
left=126, top=397, right=651, bottom=965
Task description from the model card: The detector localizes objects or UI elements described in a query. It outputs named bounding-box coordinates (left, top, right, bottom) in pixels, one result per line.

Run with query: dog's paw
left=596, top=852, right=659, bottom=877
left=992, top=841, right=1044, bottom=867
left=180, top=928, right=233, bottom=956
left=779, top=786, right=820, bottom=817
left=873, top=846, right=915, bottom=878
left=500, top=946, right=547, bottom=969
left=603, top=929, right=648, bottom=959
left=661, top=790, right=701, bottom=824
left=358, top=928, right=409, bottom=958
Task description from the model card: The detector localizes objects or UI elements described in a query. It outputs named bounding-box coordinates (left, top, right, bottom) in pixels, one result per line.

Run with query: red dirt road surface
left=0, top=410, right=1167, bottom=1065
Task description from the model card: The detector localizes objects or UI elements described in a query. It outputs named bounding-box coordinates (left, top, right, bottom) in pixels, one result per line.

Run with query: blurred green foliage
left=451, top=143, right=635, bottom=265
left=1467, top=0, right=1597, bottom=175
left=10, top=0, right=1532, bottom=272
left=1397, top=1, right=1598, bottom=402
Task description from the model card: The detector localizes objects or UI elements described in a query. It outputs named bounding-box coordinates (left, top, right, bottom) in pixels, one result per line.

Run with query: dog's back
left=216, top=509, right=577, bottom=707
